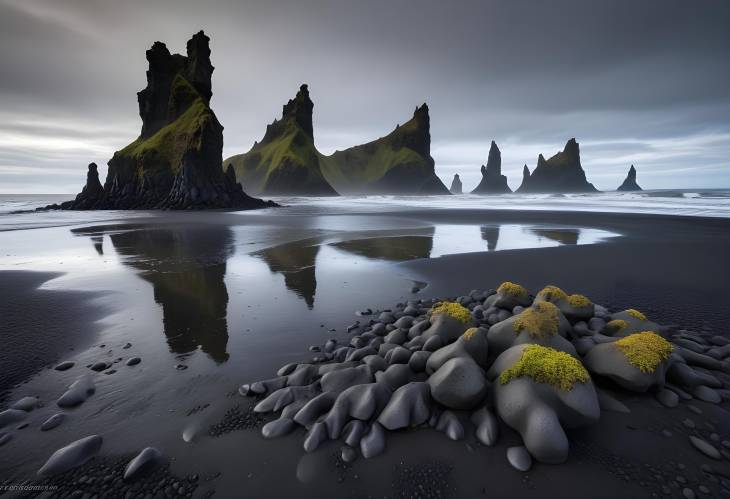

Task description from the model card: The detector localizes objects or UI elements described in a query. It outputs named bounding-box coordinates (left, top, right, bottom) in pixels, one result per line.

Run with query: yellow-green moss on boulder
left=614, top=332, right=673, bottom=373
left=513, top=301, right=560, bottom=338
left=431, top=301, right=472, bottom=324
left=499, top=344, right=589, bottom=391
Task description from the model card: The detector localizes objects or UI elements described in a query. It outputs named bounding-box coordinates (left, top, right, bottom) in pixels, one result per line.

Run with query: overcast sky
left=1, top=0, right=729, bottom=194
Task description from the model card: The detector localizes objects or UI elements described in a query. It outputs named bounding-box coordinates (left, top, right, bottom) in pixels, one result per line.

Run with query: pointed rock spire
left=472, top=141, right=511, bottom=194
left=450, top=174, right=463, bottom=194
left=517, top=138, right=598, bottom=193
left=617, top=165, right=642, bottom=191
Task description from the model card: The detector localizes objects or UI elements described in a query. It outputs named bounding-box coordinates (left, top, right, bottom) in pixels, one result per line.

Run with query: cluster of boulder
left=458, top=139, right=643, bottom=195
left=240, top=282, right=730, bottom=469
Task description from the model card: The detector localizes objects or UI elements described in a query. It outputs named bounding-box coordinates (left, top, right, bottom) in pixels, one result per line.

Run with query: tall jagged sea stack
left=518, top=139, right=598, bottom=193
left=52, top=31, right=273, bottom=210
left=472, top=141, right=511, bottom=194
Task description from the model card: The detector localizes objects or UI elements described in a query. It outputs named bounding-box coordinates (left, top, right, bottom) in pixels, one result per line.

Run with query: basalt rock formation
left=224, top=85, right=338, bottom=196
left=49, top=31, right=273, bottom=210
left=320, top=104, right=450, bottom=195
left=617, top=165, right=642, bottom=191
left=517, top=139, right=598, bottom=193
left=450, top=174, right=463, bottom=194
left=471, top=141, right=511, bottom=194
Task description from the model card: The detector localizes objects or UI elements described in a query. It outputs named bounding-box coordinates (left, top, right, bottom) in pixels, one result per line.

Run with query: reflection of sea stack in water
left=332, top=230, right=434, bottom=262
left=49, top=31, right=273, bottom=210
left=255, top=241, right=319, bottom=309
left=78, top=226, right=234, bottom=362
left=617, top=165, right=642, bottom=191
left=531, top=228, right=579, bottom=245
left=517, top=139, right=598, bottom=193
left=481, top=226, right=500, bottom=251
left=450, top=174, right=463, bottom=194
left=472, top=142, right=511, bottom=194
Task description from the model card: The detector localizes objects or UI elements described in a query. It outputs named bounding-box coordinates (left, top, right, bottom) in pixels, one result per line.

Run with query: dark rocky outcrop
left=225, top=84, right=338, bottom=196
left=450, top=174, right=463, bottom=194
left=517, top=139, right=598, bottom=193
left=471, top=141, right=511, bottom=194
left=320, top=104, right=450, bottom=195
left=48, top=31, right=273, bottom=210
left=617, top=165, right=642, bottom=191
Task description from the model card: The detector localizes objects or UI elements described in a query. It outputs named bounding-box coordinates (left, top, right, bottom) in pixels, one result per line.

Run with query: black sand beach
left=1, top=205, right=729, bottom=498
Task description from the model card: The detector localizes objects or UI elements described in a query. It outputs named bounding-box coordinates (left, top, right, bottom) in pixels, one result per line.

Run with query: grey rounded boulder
left=427, top=357, right=488, bottom=410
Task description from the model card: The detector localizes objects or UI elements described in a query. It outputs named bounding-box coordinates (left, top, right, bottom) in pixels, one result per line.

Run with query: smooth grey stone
left=588, top=317, right=606, bottom=332
left=350, top=336, right=368, bottom=349
left=0, top=432, right=11, bottom=446
left=378, top=343, right=399, bottom=357
left=471, top=407, right=499, bottom=446
left=656, top=388, right=679, bottom=408
left=303, top=422, right=328, bottom=452
left=250, top=376, right=287, bottom=395
left=317, top=361, right=358, bottom=376
left=254, top=385, right=318, bottom=413
left=496, top=309, right=511, bottom=322
left=513, top=306, right=525, bottom=315
left=408, top=320, right=430, bottom=339
left=123, top=447, right=162, bottom=480
left=423, top=336, right=443, bottom=352
left=370, top=323, right=386, bottom=336
left=682, top=488, right=696, bottom=499
left=375, top=364, right=414, bottom=391
left=693, top=385, right=721, bottom=403
left=324, top=339, right=338, bottom=354
left=689, top=436, right=721, bottom=459
left=360, top=423, right=386, bottom=459
left=11, top=396, right=40, bottom=412
left=677, top=348, right=722, bottom=371
left=332, top=346, right=353, bottom=362
left=507, top=446, right=532, bottom=472
left=362, top=354, right=388, bottom=373
left=674, top=339, right=707, bottom=353
left=378, top=382, right=432, bottom=430
left=125, top=357, right=141, bottom=366
left=596, top=389, right=631, bottom=413
left=324, top=383, right=392, bottom=438
left=341, top=446, right=357, bottom=463
left=320, top=365, right=372, bottom=393
left=277, top=363, right=299, bottom=376
left=38, top=435, right=103, bottom=476
left=384, top=328, right=408, bottom=345
left=342, top=420, right=367, bottom=447
left=666, top=383, right=693, bottom=400
left=428, top=357, right=488, bottom=410
left=435, top=410, right=464, bottom=440
left=90, top=362, right=108, bottom=372
left=378, top=312, right=395, bottom=324
left=573, top=337, right=596, bottom=356
left=41, top=413, right=66, bottom=431
left=426, top=327, right=488, bottom=374
left=394, top=316, right=414, bottom=329
left=385, top=346, right=412, bottom=365
left=54, top=361, right=74, bottom=371
left=57, top=376, right=95, bottom=408
left=369, top=337, right=385, bottom=350
left=667, top=362, right=722, bottom=389
left=286, top=365, right=319, bottom=386
left=345, top=346, right=377, bottom=362
left=280, top=398, right=310, bottom=420
left=294, top=392, right=338, bottom=427
left=403, top=306, right=419, bottom=317
left=707, top=344, right=730, bottom=360
left=408, top=350, right=431, bottom=373
left=710, top=335, right=729, bottom=346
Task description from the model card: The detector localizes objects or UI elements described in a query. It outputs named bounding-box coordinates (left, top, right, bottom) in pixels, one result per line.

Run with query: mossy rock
left=489, top=344, right=599, bottom=464
left=486, top=302, right=576, bottom=358
left=485, top=281, right=532, bottom=310
left=603, top=309, right=661, bottom=337
left=534, top=285, right=594, bottom=323
left=583, top=332, right=674, bottom=392
left=425, top=327, right=489, bottom=374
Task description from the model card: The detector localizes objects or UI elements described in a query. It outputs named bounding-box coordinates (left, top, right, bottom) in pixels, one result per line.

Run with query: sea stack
left=225, top=84, right=338, bottom=196
left=471, top=141, right=511, bottom=194
left=517, top=138, right=598, bottom=193
left=50, top=31, right=272, bottom=210
left=450, top=174, right=463, bottom=194
left=617, top=165, right=642, bottom=191
left=320, top=104, right=450, bottom=195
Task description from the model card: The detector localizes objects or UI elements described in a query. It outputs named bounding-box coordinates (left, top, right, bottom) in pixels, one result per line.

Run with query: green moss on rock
left=431, top=301, right=473, bottom=324
left=614, top=332, right=672, bottom=373
left=513, top=302, right=560, bottom=338
left=499, top=344, right=589, bottom=391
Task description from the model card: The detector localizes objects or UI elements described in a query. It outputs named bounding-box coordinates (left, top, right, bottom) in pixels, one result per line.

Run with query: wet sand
left=0, top=206, right=729, bottom=498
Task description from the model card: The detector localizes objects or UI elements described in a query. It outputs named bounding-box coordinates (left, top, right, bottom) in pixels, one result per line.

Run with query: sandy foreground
left=0, top=206, right=729, bottom=498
